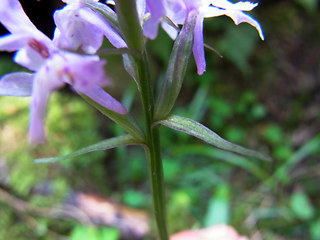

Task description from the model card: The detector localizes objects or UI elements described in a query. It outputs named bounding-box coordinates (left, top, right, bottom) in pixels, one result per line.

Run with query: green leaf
left=204, top=185, right=230, bottom=226
left=290, top=191, right=315, bottom=220
left=154, top=12, right=197, bottom=120
left=273, top=134, right=320, bottom=184
left=262, top=124, right=283, bottom=144
left=35, top=135, right=143, bottom=163
left=217, top=26, right=258, bottom=73
left=70, top=226, right=119, bottom=240
left=311, top=218, right=320, bottom=240
left=175, top=145, right=268, bottom=180
left=123, top=189, right=147, bottom=208
left=81, top=94, right=145, bottom=141
left=70, top=226, right=97, bottom=240
left=156, top=115, right=271, bottom=161
left=294, top=0, right=318, bottom=13
left=100, top=228, right=119, bottom=240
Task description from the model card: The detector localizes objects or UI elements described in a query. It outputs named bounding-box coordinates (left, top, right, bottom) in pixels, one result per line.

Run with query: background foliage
left=0, top=0, right=319, bottom=239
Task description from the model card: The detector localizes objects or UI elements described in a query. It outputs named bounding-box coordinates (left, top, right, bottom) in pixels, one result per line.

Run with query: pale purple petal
left=146, top=0, right=165, bottom=19
left=53, top=4, right=126, bottom=52
left=192, top=14, right=206, bottom=75
left=165, top=0, right=187, bottom=24
left=28, top=61, right=66, bottom=145
left=143, top=18, right=161, bottom=39
left=161, top=22, right=179, bottom=39
left=53, top=7, right=103, bottom=53
left=0, top=72, right=34, bottom=97
left=224, top=10, right=265, bottom=40
left=65, top=55, right=111, bottom=86
left=0, top=33, right=29, bottom=52
left=77, top=84, right=128, bottom=114
left=143, top=0, right=166, bottom=39
left=29, top=74, right=50, bottom=145
left=183, top=0, right=201, bottom=9
left=14, top=48, right=47, bottom=71
left=0, top=0, right=37, bottom=34
left=60, top=54, right=127, bottom=114
left=78, top=7, right=127, bottom=48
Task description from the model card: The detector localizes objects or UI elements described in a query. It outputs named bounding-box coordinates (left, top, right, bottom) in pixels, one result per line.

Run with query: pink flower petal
left=170, top=224, right=249, bottom=240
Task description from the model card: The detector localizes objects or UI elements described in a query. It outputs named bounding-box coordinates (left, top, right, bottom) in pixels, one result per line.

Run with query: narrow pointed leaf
left=122, top=53, right=139, bottom=85
left=81, top=94, right=145, bottom=141
left=35, top=135, right=142, bottom=163
left=154, top=11, right=197, bottom=120
left=175, top=145, right=268, bottom=180
left=156, top=115, right=271, bottom=161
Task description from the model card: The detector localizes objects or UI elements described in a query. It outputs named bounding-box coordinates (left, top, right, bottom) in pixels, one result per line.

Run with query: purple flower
left=0, top=0, right=127, bottom=144
left=143, top=0, right=166, bottom=39
left=53, top=0, right=127, bottom=53
left=143, top=0, right=265, bottom=75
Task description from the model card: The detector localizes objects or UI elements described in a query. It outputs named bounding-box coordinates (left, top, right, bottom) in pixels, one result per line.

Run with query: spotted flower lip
left=0, top=0, right=127, bottom=144
left=142, top=0, right=265, bottom=75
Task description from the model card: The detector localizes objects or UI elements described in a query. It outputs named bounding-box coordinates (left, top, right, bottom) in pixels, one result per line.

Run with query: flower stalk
left=137, top=52, right=169, bottom=240
left=115, top=1, right=169, bottom=239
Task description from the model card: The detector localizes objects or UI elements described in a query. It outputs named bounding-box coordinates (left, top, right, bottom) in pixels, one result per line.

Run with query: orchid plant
left=0, top=0, right=269, bottom=239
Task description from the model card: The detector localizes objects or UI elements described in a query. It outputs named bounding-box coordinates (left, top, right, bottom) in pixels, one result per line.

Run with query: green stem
left=114, top=1, right=169, bottom=237
left=136, top=52, right=169, bottom=240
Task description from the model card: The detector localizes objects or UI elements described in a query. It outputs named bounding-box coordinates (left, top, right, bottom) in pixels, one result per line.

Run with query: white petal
left=0, top=72, right=34, bottom=97
left=203, top=5, right=264, bottom=40
left=136, top=0, right=147, bottom=21
left=63, top=0, right=99, bottom=5
left=233, top=1, right=258, bottom=11
left=208, top=0, right=258, bottom=11
left=202, top=6, right=225, bottom=18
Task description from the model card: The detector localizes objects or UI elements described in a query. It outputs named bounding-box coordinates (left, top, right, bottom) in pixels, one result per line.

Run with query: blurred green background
left=0, top=0, right=320, bottom=239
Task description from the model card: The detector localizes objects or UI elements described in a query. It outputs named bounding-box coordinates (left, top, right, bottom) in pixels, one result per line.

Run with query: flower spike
left=143, top=0, right=264, bottom=75
left=0, top=0, right=127, bottom=144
